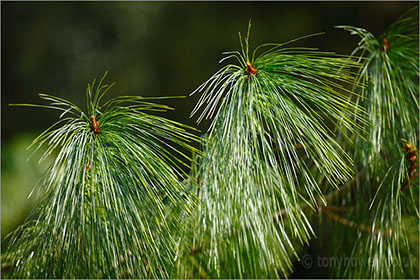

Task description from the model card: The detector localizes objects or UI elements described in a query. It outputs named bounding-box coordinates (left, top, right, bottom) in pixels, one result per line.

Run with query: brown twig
left=272, top=170, right=393, bottom=238
left=321, top=207, right=391, bottom=237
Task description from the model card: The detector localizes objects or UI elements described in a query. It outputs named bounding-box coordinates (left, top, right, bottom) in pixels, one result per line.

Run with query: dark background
left=1, top=1, right=417, bottom=277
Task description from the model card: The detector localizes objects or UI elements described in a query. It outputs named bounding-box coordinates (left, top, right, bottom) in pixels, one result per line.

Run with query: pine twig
left=321, top=207, right=391, bottom=237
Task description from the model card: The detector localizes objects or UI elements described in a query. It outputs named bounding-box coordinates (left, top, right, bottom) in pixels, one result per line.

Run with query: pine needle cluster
left=3, top=73, right=199, bottom=278
left=323, top=7, right=419, bottom=278
left=176, top=23, right=366, bottom=278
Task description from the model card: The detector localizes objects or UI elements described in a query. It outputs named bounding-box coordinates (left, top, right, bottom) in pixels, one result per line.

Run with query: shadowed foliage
left=322, top=7, right=419, bottom=278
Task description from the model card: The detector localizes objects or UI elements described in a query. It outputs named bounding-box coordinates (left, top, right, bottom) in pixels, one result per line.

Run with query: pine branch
left=3, top=72, right=200, bottom=278
left=325, top=7, right=419, bottom=278
left=177, top=22, right=366, bottom=279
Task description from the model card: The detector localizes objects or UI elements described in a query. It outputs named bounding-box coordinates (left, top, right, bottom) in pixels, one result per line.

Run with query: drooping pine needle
left=4, top=72, right=200, bottom=278
left=179, top=22, right=366, bottom=278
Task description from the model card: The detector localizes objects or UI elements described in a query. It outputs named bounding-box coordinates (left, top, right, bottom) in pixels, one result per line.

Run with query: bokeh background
left=1, top=1, right=417, bottom=277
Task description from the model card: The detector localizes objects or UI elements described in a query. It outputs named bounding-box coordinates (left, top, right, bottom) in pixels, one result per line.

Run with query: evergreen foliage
left=176, top=23, right=366, bottom=278
left=3, top=73, right=199, bottom=278
left=2, top=7, right=419, bottom=279
left=322, top=7, right=419, bottom=278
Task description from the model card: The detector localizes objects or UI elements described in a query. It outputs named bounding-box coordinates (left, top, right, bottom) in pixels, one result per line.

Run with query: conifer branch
left=4, top=72, right=200, bottom=278
left=178, top=22, right=366, bottom=278
left=326, top=7, right=419, bottom=278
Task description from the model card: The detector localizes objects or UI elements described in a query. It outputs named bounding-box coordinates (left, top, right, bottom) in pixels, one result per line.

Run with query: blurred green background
left=1, top=1, right=417, bottom=277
